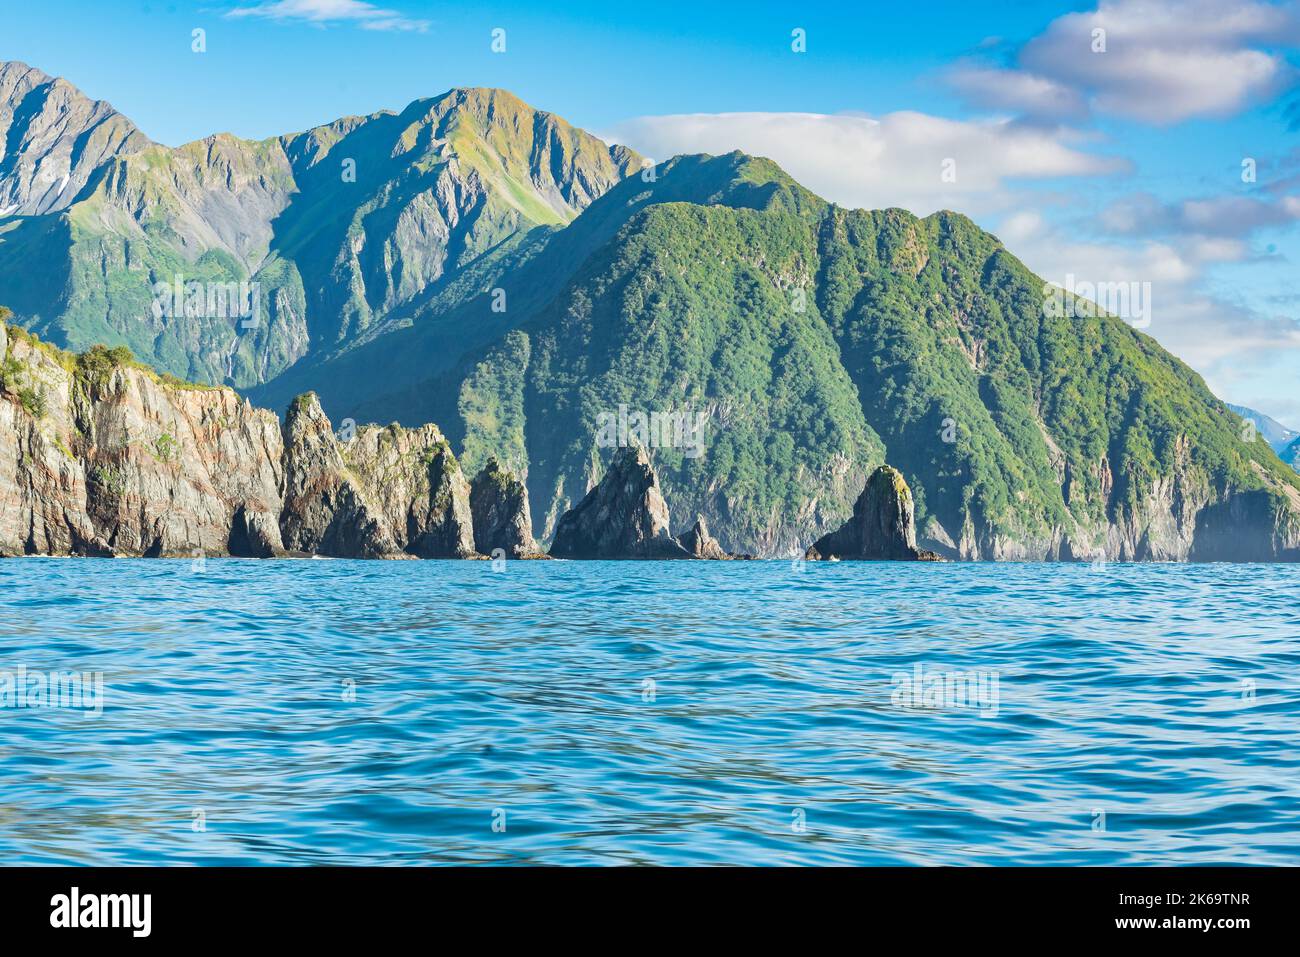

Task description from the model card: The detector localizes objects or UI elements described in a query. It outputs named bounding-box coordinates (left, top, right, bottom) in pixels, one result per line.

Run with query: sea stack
left=675, top=514, right=753, bottom=559
left=805, top=465, right=942, bottom=561
left=470, top=457, right=544, bottom=558
left=676, top=515, right=729, bottom=560
left=280, top=393, right=477, bottom=559
left=549, top=445, right=691, bottom=559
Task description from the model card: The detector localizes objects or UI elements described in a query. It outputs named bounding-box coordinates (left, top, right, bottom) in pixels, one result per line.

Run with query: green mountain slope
left=305, top=152, right=1300, bottom=559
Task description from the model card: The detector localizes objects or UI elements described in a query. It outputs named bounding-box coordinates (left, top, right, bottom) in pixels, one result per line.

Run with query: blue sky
left=5, top=0, right=1300, bottom=423
left=1, top=1, right=1083, bottom=143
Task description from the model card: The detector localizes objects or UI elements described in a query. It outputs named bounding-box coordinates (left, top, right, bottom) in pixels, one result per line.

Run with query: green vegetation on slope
left=329, top=152, right=1300, bottom=557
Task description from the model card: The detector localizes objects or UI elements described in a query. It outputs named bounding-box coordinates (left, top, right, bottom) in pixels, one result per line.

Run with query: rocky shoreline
left=0, top=316, right=932, bottom=562
left=1, top=320, right=1296, bottom=562
left=0, top=321, right=759, bottom=561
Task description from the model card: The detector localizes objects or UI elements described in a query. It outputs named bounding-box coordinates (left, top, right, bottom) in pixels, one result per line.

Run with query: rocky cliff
left=0, top=319, right=283, bottom=557
left=547, top=447, right=754, bottom=560
left=469, top=458, right=542, bottom=558
left=0, top=316, right=477, bottom=558
left=280, top=393, right=476, bottom=559
left=806, top=466, right=942, bottom=561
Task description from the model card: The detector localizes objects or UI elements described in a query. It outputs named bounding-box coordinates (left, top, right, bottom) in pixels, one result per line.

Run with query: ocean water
left=0, top=558, right=1296, bottom=866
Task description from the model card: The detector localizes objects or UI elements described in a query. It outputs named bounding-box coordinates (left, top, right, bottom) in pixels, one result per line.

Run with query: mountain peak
left=0, top=59, right=50, bottom=85
left=0, top=59, right=149, bottom=216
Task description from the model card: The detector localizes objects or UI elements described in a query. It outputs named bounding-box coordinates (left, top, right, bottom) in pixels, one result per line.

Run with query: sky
left=4, top=0, right=1300, bottom=424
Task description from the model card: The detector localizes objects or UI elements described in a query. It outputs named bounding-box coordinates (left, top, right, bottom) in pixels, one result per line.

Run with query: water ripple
left=0, top=558, right=1296, bottom=864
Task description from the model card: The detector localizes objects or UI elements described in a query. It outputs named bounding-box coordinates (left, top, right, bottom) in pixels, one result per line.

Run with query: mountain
left=1227, top=404, right=1299, bottom=453
left=2, top=65, right=1299, bottom=560
left=0, top=66, right=641, bottom=389
left=260, top=150, right=1300, bottom=560
left=0, top=61, right=150, bottom=217
left=1282, top=435, right=1300, bottom=473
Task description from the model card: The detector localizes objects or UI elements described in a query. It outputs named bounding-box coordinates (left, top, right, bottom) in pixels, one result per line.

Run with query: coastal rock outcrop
left=280, top=393, right=476, bottom=559
left=674, top=514, right=754, bottom=560
left=0, top=322, right=286, bottom=558
left=5, top=311, right=1299, bottom=563
left=470, top=458, right=542, bottom=558
left=373, top=430, right=477, bottom=559
left=676, top=515, right=729, bottom=560
left=806, top=465, right=942, bottom=561
left=280, top=393, right=397, bottom=558
left=0, top=319, right=478, bottom=560
left=549, top=446, right=691, bottom=559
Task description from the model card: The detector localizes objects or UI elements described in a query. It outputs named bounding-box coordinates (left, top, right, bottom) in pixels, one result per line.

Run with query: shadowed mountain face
left=0, top=68, right=642, bottom=390
left=0, top=61, right=151, bottom=217
left=2, top=66, right=1299, bottom=560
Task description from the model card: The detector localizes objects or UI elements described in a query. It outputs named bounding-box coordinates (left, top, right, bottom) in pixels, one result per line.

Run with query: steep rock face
left=0, top=61, right=150, bottom=216
left=806, top=466, right=941, bottom=561
left=279, top=393, right=398, bottom=558
left=676, top=515, right=730, bottom=560
left=549, top=446, right=691, bottom=559
left=0, top=317, right=477, bottom=559
left=346, top=421, right=477, bottom=558
left=0, top=321, right=284, bottom=557
left=1189, top=485, right=1300, bottom=562
left=0, top=65, right=642, bottom=393
left=280, top=393, right=476, bottom=558
left=469, top=457, right=539, bottom=558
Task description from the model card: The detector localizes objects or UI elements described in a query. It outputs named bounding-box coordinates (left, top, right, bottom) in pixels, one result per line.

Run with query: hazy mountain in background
left=1282, top=436, right=1300, bottom=473
left=1227, top=404, right=1299, bottom=453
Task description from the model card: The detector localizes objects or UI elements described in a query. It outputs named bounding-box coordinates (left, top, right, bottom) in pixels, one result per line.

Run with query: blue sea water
left=0, top=558, right=1296, bottom=866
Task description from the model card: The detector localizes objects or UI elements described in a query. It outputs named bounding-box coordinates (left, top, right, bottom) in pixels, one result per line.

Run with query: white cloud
left=606, top=111, right=1126, bottom=217
left=949, top=66, right=1089, bottom=121
left=1100, top=191, right=1300, bottom=237
left=951, top=0, right=1299, bottom=124
left=226, top=0, right=429, bottom=32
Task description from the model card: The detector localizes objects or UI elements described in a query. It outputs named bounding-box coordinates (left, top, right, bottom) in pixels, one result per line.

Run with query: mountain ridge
left=0, top=65, right=643, bottom=390
left=2, top=63, right=1298, bottom=560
